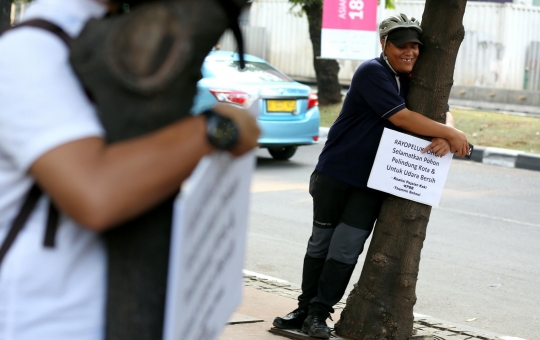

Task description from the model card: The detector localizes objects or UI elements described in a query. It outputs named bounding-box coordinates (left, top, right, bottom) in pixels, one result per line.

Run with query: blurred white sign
left=163, top=151, right=255, bottom=340
left=368, top=128, right=453, bottom=207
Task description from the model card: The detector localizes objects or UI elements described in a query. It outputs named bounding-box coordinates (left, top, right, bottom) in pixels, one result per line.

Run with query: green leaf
left=385, top=0, right=395, bottom=9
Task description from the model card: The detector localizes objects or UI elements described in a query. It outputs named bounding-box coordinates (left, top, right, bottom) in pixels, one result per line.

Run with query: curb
left=243, top=270, right=527, bottom=340
left=318, top=127, right=540, bottom=172
left=319, top=127, right=330, bottom=140
left=461, top=146, right=540, bottom=172
left=447, top=99, right=540, bottom=117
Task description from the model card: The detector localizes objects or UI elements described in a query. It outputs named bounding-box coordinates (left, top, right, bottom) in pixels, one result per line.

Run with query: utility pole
left=335, top=1, right=468, bottom=339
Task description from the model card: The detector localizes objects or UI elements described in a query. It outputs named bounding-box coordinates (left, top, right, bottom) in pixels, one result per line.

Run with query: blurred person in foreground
left=0, top=0, right=259, bottom=339
left=273, top=14, right=469, bottom=339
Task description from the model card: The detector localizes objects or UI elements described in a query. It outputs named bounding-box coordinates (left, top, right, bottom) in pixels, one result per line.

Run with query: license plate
left=267, top=100, right=296, bottom=112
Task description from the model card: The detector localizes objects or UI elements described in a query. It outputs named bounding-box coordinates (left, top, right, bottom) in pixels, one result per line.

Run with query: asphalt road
left=245, top=143, right=540, bottom=340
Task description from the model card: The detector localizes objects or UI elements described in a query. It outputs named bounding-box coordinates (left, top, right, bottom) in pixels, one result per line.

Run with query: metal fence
left=11, top=0, right=540, bottom=91
left=241, top=0, right=540, bottom=91
left=524, top=41, right=540, bottom=90
left=218, top=26, right=268, bottom=60
left=10, top=0, right=28, bottom=24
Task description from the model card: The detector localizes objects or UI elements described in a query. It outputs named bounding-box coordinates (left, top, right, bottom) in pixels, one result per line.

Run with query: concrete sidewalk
left=220, top=272, right=525, bottom=340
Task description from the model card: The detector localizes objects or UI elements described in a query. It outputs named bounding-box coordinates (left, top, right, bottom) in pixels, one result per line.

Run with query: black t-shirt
left=315, top=54, right=410, bottom=190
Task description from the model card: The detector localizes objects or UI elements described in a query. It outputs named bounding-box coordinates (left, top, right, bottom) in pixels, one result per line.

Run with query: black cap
left=387, top=28, right=423, bottom=46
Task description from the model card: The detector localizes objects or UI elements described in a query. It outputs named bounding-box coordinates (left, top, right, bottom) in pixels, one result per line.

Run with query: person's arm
left=30, top=104, right=260, bottom=232
left=421, top=111, right=455, bottom=156
left=445, top=111, right=455, bottom=127
left=388, top=108, right=468, bottom=157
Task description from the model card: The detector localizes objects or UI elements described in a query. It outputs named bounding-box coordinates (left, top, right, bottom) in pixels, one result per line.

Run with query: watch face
left=207, top=113, right=239, bottom=150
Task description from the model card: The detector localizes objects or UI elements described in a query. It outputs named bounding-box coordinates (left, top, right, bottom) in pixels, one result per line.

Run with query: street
left=246, top=143, right=540, bottom=340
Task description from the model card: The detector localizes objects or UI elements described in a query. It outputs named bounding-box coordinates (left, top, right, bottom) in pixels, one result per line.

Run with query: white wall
left=248, top=0, right=365, bottom=83
left=392, top=1, right=540, bottom=90
left=10, top=0, right=29, bottom=24
left=11, top=0, right=540, bottom=90
left=248, top=0, right=540, bottom=90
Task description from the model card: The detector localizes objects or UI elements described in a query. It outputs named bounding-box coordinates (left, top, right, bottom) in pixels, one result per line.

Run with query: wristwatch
left=202, top=109, right=239, bottom=150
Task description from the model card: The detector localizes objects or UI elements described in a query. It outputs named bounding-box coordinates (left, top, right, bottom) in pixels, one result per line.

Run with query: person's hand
left=446, top=128, right=469, bottom=158
left=212, top=104, right=261, bottom=157
left=422, top=137, right=451, bottom=156
left=421, top=128, right=468, bottom=158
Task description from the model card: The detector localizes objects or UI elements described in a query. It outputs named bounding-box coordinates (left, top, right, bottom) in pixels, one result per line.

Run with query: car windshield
left=203, top=60, right=293, bottom=83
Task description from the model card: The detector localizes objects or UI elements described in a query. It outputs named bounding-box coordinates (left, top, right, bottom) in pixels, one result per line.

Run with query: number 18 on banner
left=321, top=0, right=378, bottom=60
left=349, top=0, right=368, bottom=19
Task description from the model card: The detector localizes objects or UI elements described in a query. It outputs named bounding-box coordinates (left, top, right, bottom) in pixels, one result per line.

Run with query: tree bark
left=0, top=0, right=11, bottom=29
left=303, top=1, right=342, bottom=105
left=335, top=1, right=467, bottom=339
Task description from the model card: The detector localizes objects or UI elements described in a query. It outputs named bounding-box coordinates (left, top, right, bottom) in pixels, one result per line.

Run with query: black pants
left=298, top=170, right=387, bottom=315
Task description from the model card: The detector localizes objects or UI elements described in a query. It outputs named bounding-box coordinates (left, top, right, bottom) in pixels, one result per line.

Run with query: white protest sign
left=163, top=151, right=255, bottom=340
left=367, top=128, right=452, bottom=207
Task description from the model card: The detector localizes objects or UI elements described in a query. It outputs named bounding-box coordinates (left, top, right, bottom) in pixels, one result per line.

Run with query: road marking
left=251, top=181, right=308, bottom=193
left=436, top=207, right=540, bottom=228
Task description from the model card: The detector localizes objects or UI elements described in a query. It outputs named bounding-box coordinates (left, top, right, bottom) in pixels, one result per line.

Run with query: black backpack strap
left=0, top=184, right=61, bottom=266
left=0, top=19, right=72, bottom=47
left=44, top=202, right=60, bottom=248
left=0, top=19, right=71, bottom=266
left=0, top=184, right=43, bottom=266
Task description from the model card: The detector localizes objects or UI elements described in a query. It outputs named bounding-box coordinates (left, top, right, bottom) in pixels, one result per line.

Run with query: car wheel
left=268, top=146, right=297, bottom=160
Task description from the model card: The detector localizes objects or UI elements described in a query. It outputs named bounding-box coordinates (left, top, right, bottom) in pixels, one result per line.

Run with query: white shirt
left=0, top=1, right=108, bottom=339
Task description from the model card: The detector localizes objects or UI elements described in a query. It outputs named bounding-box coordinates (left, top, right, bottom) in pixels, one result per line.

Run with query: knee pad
left=327, top=223, right=371, bottom=264
left=306, top=227, right=334, bottom=259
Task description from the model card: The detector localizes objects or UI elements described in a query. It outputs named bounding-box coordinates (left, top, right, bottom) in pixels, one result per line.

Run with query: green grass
left=319, top=104, right=540, bottom=154
left=319, top=102, right=343, bottom=128
left=451, top=108, right=540, bottom=154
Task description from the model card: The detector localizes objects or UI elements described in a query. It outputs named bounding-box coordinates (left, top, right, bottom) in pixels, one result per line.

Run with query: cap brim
left=387, top=28, right=423, bottom=46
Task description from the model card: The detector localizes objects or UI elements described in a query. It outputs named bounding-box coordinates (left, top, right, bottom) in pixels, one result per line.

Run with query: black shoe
left=301, top=313, right=331, bottom=339
left=273, top=308, right=308, bottom=329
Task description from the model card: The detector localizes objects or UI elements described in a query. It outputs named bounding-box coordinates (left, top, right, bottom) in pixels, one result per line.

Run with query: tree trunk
left=303, top=2, right=342, bottom=105
left=0, top=0, right=11, bottom=28
left=335, top=1, right=467, bottom=339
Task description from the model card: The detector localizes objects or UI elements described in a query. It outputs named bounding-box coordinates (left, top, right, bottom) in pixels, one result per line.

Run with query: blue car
left=191, top=51, right=320, bottom=160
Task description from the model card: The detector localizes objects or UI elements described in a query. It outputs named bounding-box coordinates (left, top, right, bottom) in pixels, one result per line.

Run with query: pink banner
left=322, top=0, right=378, bottom=31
